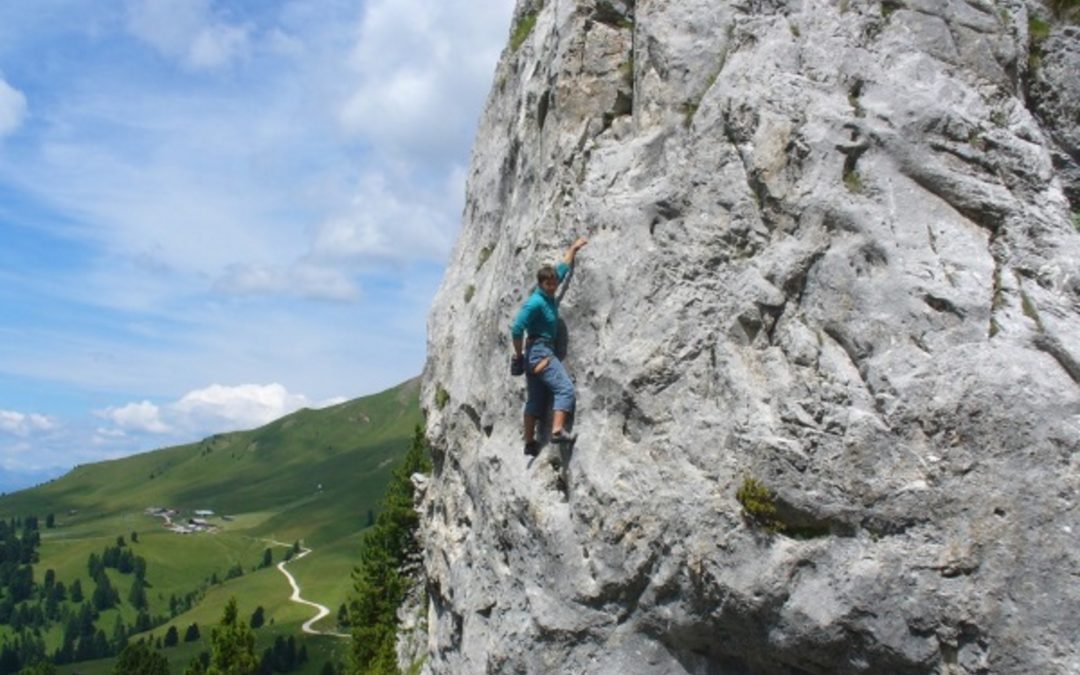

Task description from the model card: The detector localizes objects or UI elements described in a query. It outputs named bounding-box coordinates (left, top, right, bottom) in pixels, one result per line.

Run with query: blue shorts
left=524, top=341, right=575, bottom=416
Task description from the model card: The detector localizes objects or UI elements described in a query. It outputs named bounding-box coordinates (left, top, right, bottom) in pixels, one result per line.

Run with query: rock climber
left=510, top=237, right=589, bottom=457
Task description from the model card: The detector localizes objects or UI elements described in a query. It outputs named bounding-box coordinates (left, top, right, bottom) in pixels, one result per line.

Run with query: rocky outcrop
left=420, top=0, right=1080, bottom=673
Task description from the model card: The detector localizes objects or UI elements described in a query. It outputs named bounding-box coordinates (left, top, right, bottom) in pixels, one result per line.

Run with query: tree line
left=0, top=527, right=170, bottom=670
left=349, top=425, right=432, bottom=674
left=1, top=425, right=433, bottom=674
left=0, top=517, right=41, bottom=607
left=107, top=426, right=433, bottom=675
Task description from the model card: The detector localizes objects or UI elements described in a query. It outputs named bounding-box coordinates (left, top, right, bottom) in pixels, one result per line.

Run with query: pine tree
left=249, top=606, right=264, bottom=629
left=8, top=565, right=33, bottom=602
left=117, top=549, right=135, bottom=574
left=87, top=552, right=103, bottom=578
left=45, top=590, right=60, bottom=621
left=114, top=640, right=170, bottom=675
left=133, top=556, right=147, bottom=580
left=74, top=633, right=97, bottom=662
left=134, top=610, right=152, bottom=633
left=184, top=623, right=201, bottom=642
left=93, top=629, right=110, bottom=661
left=91, top=571, right=119, bottom=611
left=0, top=645, right=20, bottom=674
left=19, top=660, right=57, bottom=675
left=284, top=636, right=296, bottom=670
left=349, top=425, right=431, bottom=674
left=112, top=614, right=129, bottom=652
left=184, top=651, right=210, bottom=675
left=206, top=597, right=257, bottom=675
left=70, top=579, right=83, bottom=603
left=129, top=577, right=148, bottom=610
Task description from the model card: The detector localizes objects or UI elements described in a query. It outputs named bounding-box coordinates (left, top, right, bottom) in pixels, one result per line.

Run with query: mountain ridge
left=1, top=377, right=420, bottom=539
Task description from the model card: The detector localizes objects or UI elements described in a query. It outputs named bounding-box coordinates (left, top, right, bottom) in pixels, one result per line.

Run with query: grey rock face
left=1028, top=17, right=1080, bottom=207
left=420, top=0, right=1080, bottom=673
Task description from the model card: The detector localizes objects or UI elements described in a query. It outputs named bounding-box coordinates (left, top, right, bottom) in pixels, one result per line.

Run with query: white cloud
left=0, top=410, right=55, bottom=437
left=189, top=22, right=250, bottom=68
left=171, top=382, right=310, bottom=431
left=94, top=427, right=127, bottom=439
left=310, top=171, right=455, bottom=263
left=1, top=383, right=353, bottom=489
left=99, top=400, right=170, bottom=433
left=215, top=261, right=360, bottom=301
left=0, top=0, right=512, bottom=303
left=95, top=382, right=320, bottom=444
left=125, top=0, right=250, bottom=70
left=338, top=0, right=515, bottom=166
left=0, top=76, right=27, bottom=137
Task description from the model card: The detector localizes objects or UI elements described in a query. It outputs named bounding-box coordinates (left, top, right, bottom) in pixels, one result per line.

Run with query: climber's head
left=537, top=265, right=558, bottom=296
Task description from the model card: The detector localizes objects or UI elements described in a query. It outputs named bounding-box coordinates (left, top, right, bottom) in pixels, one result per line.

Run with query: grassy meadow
left=0, top=378, right=421, bottom=674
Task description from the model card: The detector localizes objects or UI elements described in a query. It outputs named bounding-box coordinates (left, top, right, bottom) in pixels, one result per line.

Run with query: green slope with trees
left=0, top=378, right=422, bottom=675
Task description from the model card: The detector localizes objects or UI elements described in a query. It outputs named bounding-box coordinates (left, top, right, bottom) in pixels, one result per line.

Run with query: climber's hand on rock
left=565, top=237, right=588, bottom=266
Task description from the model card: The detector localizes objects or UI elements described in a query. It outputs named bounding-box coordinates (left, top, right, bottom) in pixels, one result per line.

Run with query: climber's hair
left=537, top=265, right=558, bottom=286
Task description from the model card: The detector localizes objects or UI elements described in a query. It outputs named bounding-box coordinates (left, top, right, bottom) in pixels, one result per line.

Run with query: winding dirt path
left=268, top=541, right=349, bottom=638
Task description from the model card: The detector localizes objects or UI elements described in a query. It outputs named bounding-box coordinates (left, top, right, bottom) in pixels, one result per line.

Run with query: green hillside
left=0, top=377, right=422, bottom=675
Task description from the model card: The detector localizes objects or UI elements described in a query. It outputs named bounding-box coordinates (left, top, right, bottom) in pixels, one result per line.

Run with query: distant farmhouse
left=146, top=506, right=218, bottom=534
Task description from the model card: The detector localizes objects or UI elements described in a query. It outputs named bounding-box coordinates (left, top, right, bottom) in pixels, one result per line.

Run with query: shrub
left=1048, top=0, right=1080, bottom=22
left=736, top=476, right=785, bottom=533
left=1029, top=15, right=1052, bottom=71
left=509, top=11, right=538, bottom=52
left=843, top=168, right=864, bottom=193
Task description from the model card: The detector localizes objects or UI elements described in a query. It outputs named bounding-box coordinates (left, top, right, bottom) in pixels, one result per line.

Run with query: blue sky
left=0, top=0, right=515, bottom=492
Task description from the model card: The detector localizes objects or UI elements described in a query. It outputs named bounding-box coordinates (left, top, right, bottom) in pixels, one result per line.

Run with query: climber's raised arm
left=563, top=237, right=588, bottom=267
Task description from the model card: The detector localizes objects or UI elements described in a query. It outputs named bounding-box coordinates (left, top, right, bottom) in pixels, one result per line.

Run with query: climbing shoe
left=524, top=441, right=539, bottom=457
left=550, top=429, right=576, bottom=444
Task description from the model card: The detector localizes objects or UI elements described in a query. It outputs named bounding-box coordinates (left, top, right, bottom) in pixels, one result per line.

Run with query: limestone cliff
left=420, top=0, right=1080, bottom=672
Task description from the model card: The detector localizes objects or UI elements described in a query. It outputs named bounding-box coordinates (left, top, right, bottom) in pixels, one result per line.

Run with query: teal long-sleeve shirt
left=510, top=262, right=569, bottom=342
